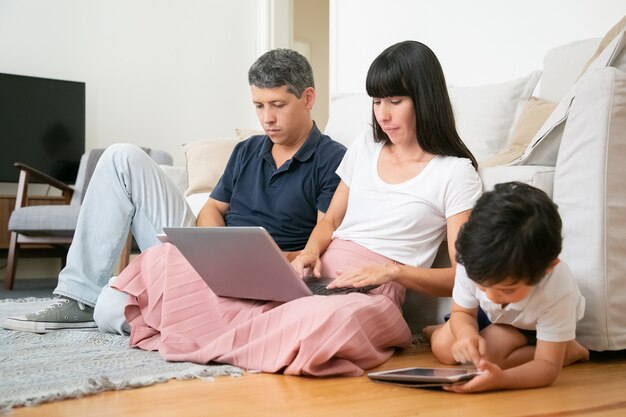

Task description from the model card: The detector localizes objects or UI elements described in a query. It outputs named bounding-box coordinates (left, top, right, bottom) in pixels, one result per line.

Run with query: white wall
left=0, top=0, right=270, bottom=278
left=0, top=0, right=264, bottom=167
left=330, top=0, right=626, bottom=94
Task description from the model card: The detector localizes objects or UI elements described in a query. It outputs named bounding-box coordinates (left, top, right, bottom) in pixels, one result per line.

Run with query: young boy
left=429, top=182, right=589, bottom=393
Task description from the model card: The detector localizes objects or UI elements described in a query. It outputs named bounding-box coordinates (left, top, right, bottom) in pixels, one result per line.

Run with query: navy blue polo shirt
left=210, top=124, right=346, bottom=252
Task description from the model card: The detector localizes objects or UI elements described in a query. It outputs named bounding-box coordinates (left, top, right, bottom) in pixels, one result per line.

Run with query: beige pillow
left=481, top=97, right=557, bottom=168
left=235, top=128, right=264, bottom=140
left=183, top=138, right=240, bottom=196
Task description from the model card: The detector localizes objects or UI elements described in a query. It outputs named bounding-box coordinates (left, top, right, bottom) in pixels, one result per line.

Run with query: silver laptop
left=159, top=227, right=377, bottom=302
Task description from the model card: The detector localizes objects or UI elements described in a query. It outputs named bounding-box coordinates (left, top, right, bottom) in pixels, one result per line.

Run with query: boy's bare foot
left=421, top=324, right=442, bottom=344
left=564, top=340, right=590, bottom=365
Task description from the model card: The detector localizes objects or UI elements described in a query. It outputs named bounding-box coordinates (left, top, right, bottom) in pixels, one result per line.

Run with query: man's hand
left=283, top=251, right=301, bottom=262
left=291, top=251, right=321, bottom=278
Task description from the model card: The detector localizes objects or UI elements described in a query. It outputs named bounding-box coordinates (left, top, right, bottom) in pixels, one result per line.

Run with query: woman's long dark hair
left=366, top=40, right=477, bottom=169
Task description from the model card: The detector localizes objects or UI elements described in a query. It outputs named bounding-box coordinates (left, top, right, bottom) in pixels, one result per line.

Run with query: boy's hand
left=451, top=334, right=486, bottom=366
left=443, top=359, right=503, bottom=393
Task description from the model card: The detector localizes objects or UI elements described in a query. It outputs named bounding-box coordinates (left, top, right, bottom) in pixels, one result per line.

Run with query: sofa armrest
left=479, top=165, right=555, bottom=198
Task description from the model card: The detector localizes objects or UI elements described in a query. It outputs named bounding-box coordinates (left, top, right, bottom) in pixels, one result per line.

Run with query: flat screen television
left=0, top=73, right=85, bottom=183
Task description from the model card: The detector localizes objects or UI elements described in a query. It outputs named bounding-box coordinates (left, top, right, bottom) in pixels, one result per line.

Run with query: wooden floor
left=11, top=344, right=626, bottom=417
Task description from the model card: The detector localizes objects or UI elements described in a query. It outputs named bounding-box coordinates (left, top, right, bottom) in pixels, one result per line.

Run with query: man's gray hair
left=248, top=48, right=314, bottom=98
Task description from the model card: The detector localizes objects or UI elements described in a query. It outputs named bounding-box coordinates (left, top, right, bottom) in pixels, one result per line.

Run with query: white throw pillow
left=538, top=38, right=601, bottom=102
left=448, top=71, right=541, bottom=163
left=324, top=92, right=372, bottom=147
left=185, top=192, right=212, bottom=217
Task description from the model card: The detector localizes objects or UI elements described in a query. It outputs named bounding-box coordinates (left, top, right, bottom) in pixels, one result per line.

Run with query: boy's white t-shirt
left=452, top=262, right=586, bottom=342
left=332, top=132, right=482, bottom=267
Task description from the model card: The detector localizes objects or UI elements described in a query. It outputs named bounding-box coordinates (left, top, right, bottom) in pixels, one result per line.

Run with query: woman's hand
left=327, top=263, right=400, bottom=288
left=443, top=359, right=503, bottom=393
left=291, top=250, right=322, bottom=278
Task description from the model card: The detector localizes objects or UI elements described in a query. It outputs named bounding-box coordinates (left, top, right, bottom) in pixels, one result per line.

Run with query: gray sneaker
left=2, top=297, right=97, bottom=333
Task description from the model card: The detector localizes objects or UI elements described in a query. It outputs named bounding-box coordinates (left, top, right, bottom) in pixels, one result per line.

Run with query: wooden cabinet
left=0, top=195, right=67, bottom=249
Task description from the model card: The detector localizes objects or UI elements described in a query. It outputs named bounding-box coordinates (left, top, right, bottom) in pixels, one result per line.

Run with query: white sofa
left=167, top=21, right=626, bottom=351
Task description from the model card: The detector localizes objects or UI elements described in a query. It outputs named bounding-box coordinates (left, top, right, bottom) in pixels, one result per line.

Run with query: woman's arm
left=329, top=208, right=471, bottom=296
left=291, top=181, right=349, bottom=277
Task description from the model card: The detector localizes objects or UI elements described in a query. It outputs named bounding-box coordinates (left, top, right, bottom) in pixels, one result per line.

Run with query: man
left=3, top=49, right=346, bottom=333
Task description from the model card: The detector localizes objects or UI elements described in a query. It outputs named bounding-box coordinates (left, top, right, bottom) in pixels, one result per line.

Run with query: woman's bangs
left=366, top=60, right=409, bottom=98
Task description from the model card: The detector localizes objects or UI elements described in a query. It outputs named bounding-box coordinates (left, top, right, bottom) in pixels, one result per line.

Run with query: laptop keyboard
left=305, top=280, right=378, bottom=296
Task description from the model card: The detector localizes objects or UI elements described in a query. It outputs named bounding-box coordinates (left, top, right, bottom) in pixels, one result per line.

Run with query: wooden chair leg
left=117, top=233, right=132, bottom=274
left=4, top=232, right=19, bottom=290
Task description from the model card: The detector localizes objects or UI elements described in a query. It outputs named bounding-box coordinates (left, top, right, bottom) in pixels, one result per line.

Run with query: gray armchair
left=4, top=147, right=173, bottom=290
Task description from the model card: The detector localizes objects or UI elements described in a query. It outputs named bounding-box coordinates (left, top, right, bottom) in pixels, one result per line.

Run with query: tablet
left=367, top=367, right=482, bottom=385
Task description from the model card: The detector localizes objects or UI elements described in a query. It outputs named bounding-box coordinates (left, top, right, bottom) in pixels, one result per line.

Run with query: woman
left=110, top=41, right=482, bottom=376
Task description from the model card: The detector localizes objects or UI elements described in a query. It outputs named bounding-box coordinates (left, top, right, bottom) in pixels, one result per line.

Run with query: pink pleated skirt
left=112, top=239, right=412, bottom=376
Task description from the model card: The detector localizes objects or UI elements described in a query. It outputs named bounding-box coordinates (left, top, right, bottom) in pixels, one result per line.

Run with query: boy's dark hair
left=365, top=40, right=477, bottom=169
left=248, top=48, right=314, bottom=98
left=456, top=181, right=562, bottom=286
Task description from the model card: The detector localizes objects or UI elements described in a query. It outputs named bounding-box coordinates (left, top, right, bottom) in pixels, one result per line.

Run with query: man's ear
left=303, top=87, right=316, bottom=110
left=545, top=258, right=561, bottom=273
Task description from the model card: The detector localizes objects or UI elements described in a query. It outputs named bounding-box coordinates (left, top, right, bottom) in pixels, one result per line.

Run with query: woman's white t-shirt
left=332, top=132, right=482, bottom=267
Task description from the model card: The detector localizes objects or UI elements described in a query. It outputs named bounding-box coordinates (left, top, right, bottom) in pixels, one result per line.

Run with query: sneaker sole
left=2, top=318, right=98, bottom=334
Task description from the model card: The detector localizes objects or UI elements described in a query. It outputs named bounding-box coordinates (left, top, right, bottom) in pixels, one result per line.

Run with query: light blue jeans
left=54, top=144, right=196, bottom=307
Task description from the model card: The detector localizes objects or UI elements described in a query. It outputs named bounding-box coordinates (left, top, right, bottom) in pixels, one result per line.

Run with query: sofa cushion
left=579, top=15, right=626, bottom=76
left=516, top=27, right=626, bottom=167
left=478, top=165, right=555, bottom=198
left=481, top=97, right=557, bottom=168
left=448, top=71, right=541, bottom=163
left=185, top=192, right=212, bottom=217
left=325, top=72, right=541, bottom=160
left=539, top=38, right=601, bottom=102
left=552, top=67, right=626, bottom=351
left=158, top=165, right=187, bottom=194
left=183, top=138, right=240, bottom=196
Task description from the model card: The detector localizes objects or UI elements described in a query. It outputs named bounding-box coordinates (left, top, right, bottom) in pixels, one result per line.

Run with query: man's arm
left=291, top=182, right=350, bottom=276
left=196, top=197, right=230, bottom=227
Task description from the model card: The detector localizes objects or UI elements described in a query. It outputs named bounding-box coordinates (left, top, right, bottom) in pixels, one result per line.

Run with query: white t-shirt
left=452, top=262, right=586, bottom=342
left=332, top=132, right=482, bottom=267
